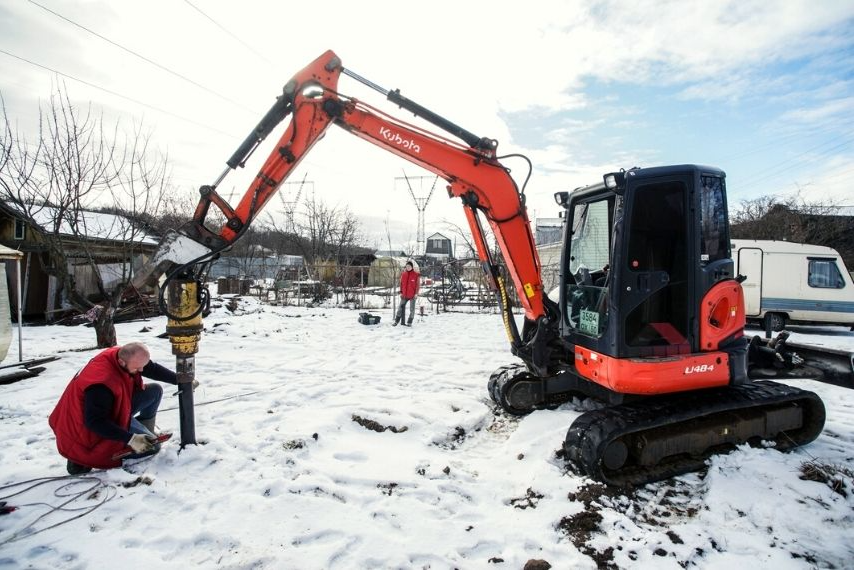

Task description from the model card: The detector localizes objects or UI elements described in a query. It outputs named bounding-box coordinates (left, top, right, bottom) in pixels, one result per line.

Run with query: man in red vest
left=49, top=342, right=182, bottom=474
left=393, top=260, right=420, bottom=327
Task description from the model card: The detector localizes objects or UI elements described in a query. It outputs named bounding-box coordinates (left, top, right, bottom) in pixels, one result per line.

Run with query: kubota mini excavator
left=135, top=50, right=835, bottom=486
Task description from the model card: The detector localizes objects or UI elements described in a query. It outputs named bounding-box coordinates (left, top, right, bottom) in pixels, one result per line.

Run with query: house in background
left=0, top=201, right=159, bottom=321
left=424, top=232, right=452, bottom=262
left=535, top=216, right=564, bottom=246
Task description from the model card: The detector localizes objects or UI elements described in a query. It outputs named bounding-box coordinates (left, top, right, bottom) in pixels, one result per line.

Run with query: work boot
left=67, top=459, right=92, bottom=475
left=140, top=416, right=157, bottom=434
left=392, top=319, right=399, bottom=326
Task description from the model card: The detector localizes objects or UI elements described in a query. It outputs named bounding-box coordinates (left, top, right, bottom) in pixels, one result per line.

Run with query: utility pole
left=395, top=171, right=438, bottom=256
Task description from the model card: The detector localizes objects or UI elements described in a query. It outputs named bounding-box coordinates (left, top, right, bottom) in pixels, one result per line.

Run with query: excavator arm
left=138, top=50, right=556, bottom=372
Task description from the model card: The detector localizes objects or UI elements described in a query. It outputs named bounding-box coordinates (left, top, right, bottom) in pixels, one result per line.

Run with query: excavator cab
left=559, top=165, right=734, bottom=362
left=491, top=165, right=745, bottom=410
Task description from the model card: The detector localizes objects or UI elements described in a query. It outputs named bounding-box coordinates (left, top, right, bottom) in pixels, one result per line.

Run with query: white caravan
left=731, top=239, right=854, bottom=331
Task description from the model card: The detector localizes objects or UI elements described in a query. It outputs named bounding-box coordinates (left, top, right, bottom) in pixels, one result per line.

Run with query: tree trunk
left=93, top=302, right=117, bottom=348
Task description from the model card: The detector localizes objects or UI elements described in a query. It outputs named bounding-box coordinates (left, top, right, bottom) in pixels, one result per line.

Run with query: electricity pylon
left=395, top=171, right=438, bottom=255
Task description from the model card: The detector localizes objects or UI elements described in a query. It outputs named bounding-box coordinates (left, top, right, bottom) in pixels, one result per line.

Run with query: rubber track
left=564, top=381, right=826, bottom=487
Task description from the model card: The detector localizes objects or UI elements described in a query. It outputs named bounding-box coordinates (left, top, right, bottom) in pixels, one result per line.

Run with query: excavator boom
left=137, top=50, right=552, bottom=370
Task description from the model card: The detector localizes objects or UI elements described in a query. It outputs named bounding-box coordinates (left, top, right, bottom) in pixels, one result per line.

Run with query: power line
left=182, top=0, right=274, bottom=67
left=737, top=133, right=854, bottom=191
left=0, top=48, right=235, bottom=138
left=718, top=121, right=853, bottom=163
left=813, top=165, right=854, bottom=183
left=28, top=0, right=257, bottom=115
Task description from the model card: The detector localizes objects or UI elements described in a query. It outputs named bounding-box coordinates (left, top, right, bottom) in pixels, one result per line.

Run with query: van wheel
left=764, top=312, right=786, bottom=332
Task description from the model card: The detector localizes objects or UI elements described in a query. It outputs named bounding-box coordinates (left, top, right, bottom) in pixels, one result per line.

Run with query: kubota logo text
left=379, top=127, right=421, bottom=153
left=684, top=364, right=715, bottom=374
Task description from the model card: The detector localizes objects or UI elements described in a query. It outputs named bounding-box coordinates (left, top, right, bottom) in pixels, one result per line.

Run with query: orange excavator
left=136, top=50, right=831, bottom=486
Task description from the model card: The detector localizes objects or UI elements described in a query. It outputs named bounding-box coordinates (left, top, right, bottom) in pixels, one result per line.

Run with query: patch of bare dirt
left=509, top=487, right=544, bottom=510
left=351, top=414, right=408, bottom=433
left=121, top=476, right=154, bottom=488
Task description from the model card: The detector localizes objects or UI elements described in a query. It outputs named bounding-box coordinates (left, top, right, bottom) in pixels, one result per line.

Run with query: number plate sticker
left=579, top=309, right=599, bottom=335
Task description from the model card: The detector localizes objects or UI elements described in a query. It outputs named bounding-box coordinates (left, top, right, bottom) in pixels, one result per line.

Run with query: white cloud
left=2, top=0, right=853, bottom=237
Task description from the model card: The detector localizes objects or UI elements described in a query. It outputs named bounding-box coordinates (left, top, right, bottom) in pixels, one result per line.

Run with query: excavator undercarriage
left=489, top=351, right=832, bottom=487
left=564, top=380, right=825, bottom=487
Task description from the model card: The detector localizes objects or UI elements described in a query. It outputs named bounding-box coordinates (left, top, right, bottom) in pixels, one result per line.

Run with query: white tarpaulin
left=0, top=244, right=24, bottom=362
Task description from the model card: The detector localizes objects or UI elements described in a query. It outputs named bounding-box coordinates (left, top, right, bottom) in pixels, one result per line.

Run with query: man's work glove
left=128, top=433, right=156, bottom=454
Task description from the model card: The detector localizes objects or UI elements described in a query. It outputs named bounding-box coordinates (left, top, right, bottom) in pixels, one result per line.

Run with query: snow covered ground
left=1, top=296, right=852, bottom=569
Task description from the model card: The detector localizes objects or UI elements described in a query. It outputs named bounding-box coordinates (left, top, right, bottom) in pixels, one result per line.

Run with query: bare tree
left=441, top=219, right=478, bottom=259
left=136, top=183, right=196, bottom=237
left=265, top=191, right=366, bottom=302
left=283, top=191, right=364, bottom=268
left=438, top=216, right=518, bottom=307
left=0, top=86, right=171, bottom=347
left=0, top=97, right=10, bottom=190
left=731, top=190, right=854, bottom=267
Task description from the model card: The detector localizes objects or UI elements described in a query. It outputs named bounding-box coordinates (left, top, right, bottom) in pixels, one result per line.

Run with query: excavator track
left=564, top=380, right=826, bottom=487
left=488, top=363, right=539, bottom=415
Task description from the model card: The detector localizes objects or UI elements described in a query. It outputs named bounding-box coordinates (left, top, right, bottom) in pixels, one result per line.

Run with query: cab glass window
left=566, top=198, right=612, bottom=338
left=625, top=181, right=689, bottom=349
left=699, top=175, right=728, bottom=264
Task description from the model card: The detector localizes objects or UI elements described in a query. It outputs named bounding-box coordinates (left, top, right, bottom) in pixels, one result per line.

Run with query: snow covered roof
left=5, top=202, right=160, bottom=246
left=0, top=243, right=23, bottom=259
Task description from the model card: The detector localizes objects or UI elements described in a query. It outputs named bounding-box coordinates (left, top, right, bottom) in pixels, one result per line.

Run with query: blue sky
left=498, top=15, right=854, bottom=214
left=1, top=1, right=852, bottom=249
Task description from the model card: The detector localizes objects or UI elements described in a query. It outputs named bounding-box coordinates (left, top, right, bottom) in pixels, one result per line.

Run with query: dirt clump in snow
left=121, top=476, right=154, bottom=488
left=523, top=560, right=552, bottom=570
left=351, top=414, right=408, bottom=433
left=509, top=487, right=545, bottom=509
left=558, top=483, right=622, bottom=569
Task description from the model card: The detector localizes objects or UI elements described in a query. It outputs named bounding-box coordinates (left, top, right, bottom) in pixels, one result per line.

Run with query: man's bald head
left=117, top=342, right=150, bottom=374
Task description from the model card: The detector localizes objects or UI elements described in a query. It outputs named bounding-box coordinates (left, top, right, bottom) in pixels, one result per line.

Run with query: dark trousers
left=127, top=383, right=163, bottom=458
left=131, top=383, right=162, bottom=424
left=395, top=296, right=416, bottom=324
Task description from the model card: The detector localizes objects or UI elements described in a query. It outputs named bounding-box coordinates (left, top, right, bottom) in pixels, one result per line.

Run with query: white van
left=732, top=239, right=854, bottom=331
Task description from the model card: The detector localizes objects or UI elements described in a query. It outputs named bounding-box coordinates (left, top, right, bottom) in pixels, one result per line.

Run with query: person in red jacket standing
left=49, top=342, right=182, bottom=474
left=393, top=260, right=420, bottom=327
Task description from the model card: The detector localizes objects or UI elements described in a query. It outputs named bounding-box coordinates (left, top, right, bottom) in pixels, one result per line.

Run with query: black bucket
left=358, top=312, right=381, bottom=325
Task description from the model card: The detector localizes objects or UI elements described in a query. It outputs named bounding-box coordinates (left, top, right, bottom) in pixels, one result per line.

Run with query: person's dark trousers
left=131, top=383, right=162, bottom=425
left=126, top=383, right=163, bottom=459
left=395, top=296, right=416, bottom=325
